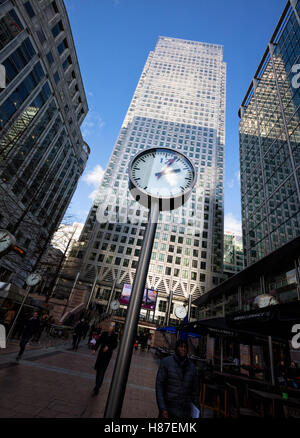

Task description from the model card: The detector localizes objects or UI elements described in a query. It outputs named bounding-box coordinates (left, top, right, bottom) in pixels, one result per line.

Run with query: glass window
left=51, top=20, right=63, bottom=38
left=53, top=71, right=60, bottom=83
left=0, top=10, right=24, bottom=51
left=24, top=1, right=35, bottom=17
left=57, top=39, right=68, bottom=55
left=47, top=51, right=54, bottom=65
left=265, top=263, right=298, bottom=305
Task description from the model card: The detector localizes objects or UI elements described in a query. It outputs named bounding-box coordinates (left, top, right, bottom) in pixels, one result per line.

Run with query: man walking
left=92, top=322, right=118, bottom=396
left=72, top=319, right=86, bottom=351
left=16, top=311, right=40, bottom=361
left=156, top=339, right=199, bottom=418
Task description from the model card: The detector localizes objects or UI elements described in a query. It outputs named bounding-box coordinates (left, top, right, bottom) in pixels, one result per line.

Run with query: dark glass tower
left=239, top=0, right=300, bottom=267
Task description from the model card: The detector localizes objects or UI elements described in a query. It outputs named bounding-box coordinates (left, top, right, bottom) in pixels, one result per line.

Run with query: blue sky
left=64, top=0, right=286, bottom=233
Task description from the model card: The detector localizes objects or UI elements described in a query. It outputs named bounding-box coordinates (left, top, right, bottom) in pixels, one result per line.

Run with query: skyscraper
left=70, top=36, right=226, bottom=325
left=239, top=0, right=300, bottom=267
left=0, top=0, right=89, bottom=287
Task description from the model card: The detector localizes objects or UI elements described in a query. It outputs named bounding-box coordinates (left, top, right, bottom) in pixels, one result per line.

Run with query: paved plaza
left=0, top=338, right=159, bottom=418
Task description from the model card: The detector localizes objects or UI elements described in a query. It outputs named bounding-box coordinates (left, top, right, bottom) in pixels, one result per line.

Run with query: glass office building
left=0, top=0, right=89, bottom=287
left=239, top=0, right=300, bottom=267
left=223, top=232, right=244, bottom=279
left=69, top=36, right=226, bottom=325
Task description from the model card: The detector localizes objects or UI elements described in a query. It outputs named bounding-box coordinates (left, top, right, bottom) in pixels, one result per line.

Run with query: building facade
left=0, top=0, right=89, bottom=287
left=223, top=231, right=244, bottom=279
left=239, top=0, right=300, bottom=267
left=69, top=36, right=226, bottom=326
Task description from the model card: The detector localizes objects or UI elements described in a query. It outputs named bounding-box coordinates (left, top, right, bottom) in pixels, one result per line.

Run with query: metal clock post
left=104, top=147, right=196, bottom=418
left=6, top=273, right=42, bottom=341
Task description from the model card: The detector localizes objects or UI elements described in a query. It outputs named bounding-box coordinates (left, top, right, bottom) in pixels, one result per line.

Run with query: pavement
left=0, top=334, right=215, bottom=419
left=0, top=335, right=159, bottom=418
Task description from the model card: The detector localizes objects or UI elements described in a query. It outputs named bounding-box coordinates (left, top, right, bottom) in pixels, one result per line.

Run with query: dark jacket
left=156, top=353, right=199, bottom=418
left=74, top=321, right=85, bottom=337
left=22, top=317, right=40, bottom=338
left=94, top=331, right=118, bottom=371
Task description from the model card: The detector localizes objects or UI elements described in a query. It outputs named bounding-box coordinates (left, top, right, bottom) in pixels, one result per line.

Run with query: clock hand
left=155, top=168, right=181, bottom=179
left=155, top=158, right=176, bottom=179
left=0, top=234, right=8, bottom=242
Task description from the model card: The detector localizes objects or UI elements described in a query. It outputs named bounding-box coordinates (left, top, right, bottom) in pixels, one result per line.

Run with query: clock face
left=255, top=294, right=278, bottom=308
left=110, top=300, right=120, bottom=310
left=175, top=305, right=187, bottom=320
left=26, top=273, right=42, bottom=287
left=0, top=229, right=16, bottom=255
left=129, top=148, right=196, bottom=210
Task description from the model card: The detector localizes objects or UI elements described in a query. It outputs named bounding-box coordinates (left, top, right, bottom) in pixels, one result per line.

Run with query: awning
left=225, top=301, right=300, bottom=340
left=156, top=326, right=177, bottom=333
left=180, top=314, right=290, bottom=344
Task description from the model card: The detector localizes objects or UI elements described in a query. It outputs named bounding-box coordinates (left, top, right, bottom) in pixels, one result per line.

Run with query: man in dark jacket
left=16, top=311, right=40, bottom=361
left=72, top=319, right=86, bottom=351
left=92, top=322, right=118, bottom=396
left=156, top=339, right=199, bottom=418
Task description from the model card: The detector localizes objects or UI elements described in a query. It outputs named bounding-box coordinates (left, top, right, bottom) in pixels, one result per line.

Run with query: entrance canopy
left=156, top=326, right=201, bottom=338
left=156, top=326, right=177, bottom=333
left=225, top=301, right=300, bottom=341
left=181, top=301, right=300, bottom=344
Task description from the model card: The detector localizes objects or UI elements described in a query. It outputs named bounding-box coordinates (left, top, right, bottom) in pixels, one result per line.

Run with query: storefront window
left=224, top=291, right=239, bottom=314
left=212, top=297, right=224, bottom=317
left=242, top=279, right=261, bottom=311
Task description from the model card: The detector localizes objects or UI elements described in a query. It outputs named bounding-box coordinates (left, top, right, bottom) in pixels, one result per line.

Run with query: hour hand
left=155, top=168, right=181, bottom=179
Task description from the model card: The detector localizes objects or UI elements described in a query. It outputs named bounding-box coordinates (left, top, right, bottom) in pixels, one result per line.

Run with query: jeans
left=72, top=335, right=82, bottom=350
left=18, top=336, right=31, bottom=357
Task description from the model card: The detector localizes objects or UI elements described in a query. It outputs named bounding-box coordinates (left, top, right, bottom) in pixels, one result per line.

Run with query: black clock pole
left=104, top=200, right=159, bottom=418
left=6, top=285, right=32, bottom=342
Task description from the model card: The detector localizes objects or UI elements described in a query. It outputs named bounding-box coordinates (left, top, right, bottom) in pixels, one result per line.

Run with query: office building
left=223, top=231, right=244, bottom=279
left=239, top=0, right=300, bottom=267
left=0, top=0, right=89, bottom=287
left=69, top=36, right=226, bottom=326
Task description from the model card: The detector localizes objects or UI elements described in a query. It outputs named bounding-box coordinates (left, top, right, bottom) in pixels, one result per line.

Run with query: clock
left=175, top=305, right=187, bottom=320
left=110, top=300, right=120, bottom=311
left=26, top=273, right=42, bottom=287
left=0, top=229, right=16, bottom=255
left=129, top=147, right=196, bottom=211
left=254, top=294, right=279, bottom=308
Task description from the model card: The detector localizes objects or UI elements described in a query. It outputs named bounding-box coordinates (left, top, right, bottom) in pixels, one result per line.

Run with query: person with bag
left=92, top=322, right=118, bottom=396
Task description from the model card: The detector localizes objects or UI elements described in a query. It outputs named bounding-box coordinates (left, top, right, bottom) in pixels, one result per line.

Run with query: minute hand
left=155, top=168, right=181, bottom=179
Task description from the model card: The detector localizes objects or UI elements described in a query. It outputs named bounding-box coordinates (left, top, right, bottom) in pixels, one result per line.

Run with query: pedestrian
left=72, top=319, right=85, bottom=351
left=88, top=322, right=96, bottom=344
left=156, top=339, right=199, bottom=418
left=287, top=361, right=299, bottom=389
left=276, top=360, right=288, bottom=386
left=140, top=332, right=147, bottom=351
left=89, top=332, right=99, bottom=349
left=92, top=322, right=118, bottom=396
left=82, top=320, right=90, bottom=340
left=33, top=313, right=48, bottom=342
left=147, top=334, right=152, bottom=352
left=16, top=311, right=40, bottom=361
